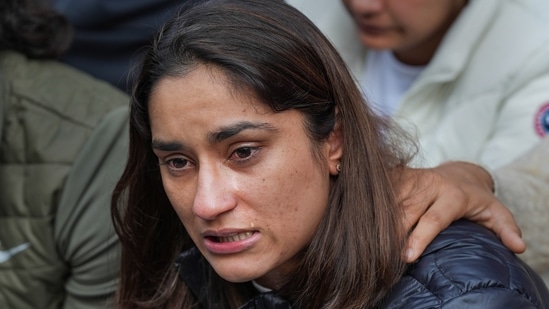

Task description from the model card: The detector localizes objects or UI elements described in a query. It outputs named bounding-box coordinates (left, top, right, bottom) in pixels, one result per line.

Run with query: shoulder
left=1, top=50, right=129, bottom=164
left=1, top=51, right=128, bottom=124
left=381, top=220, right=549, bottom=309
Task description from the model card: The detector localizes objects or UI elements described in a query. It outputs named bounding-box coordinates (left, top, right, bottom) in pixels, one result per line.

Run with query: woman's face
left=149, top=66, right=340, bottom=289
left=342, top=0, right=466, bottom=64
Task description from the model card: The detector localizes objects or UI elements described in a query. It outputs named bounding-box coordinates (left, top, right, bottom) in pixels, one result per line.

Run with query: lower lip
left=203, top=232, right=260, bottom=255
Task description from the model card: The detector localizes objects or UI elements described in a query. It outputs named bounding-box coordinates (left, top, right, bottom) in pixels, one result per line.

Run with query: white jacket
left=495, top=136, right=549, bottom=282
left=289, top=0, right=549, bottom=170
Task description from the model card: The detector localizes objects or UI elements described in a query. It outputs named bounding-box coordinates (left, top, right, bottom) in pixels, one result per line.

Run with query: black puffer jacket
left=177, top=220, right=549, bottom=308
left=381, top=220, right=549, bottom=308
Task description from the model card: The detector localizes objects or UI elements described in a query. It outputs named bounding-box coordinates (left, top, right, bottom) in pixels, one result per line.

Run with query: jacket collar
left=176, top=247, right=292, bottom=309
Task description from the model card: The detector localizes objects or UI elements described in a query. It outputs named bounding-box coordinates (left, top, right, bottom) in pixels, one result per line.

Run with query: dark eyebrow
left=208, top=121, right=276, bottom=144
left=151, top=140, right=184, bottom=152
left=151, top=121, right=276, bottom=151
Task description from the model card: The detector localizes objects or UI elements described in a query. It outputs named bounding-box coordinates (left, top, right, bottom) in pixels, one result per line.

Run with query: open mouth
left=208, top=231, right=255, bottom=243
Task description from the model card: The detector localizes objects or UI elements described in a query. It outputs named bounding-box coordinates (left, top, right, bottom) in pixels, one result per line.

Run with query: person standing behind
left=290, top=0, right=549, bottom=171
left=0, top=0, right=128, bottom=308
left=340, top=0, right=549, bottom=281
left=52, top=0, right=186, bottom=92
left=288, top=0, right=549, bottom=283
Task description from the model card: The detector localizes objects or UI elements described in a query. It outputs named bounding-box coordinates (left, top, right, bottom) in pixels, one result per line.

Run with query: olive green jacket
left=0, top=51, right=129, bottom=308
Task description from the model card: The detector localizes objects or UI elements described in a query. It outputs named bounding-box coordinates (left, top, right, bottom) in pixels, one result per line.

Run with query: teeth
left=218, top=231, right=253, bottom=243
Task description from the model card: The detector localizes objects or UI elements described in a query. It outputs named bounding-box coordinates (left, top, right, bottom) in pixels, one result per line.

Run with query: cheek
left=160, top=173, right=195, bottom=223
left=255, top=154, right=329, bottom=236
left=342, top=0, right=361, bottom=14
left=403, top=3, right=456, bottom=33
left=388, top=0, right=436, bottom=28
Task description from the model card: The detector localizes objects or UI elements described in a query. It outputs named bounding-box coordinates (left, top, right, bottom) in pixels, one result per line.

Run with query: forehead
left=152, top=65, right=253, bottom=103
left=147, top=66, right=307, bottom=142
left=149, top=66, right=269, bottom=117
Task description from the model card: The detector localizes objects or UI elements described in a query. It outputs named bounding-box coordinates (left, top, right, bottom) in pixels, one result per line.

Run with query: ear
left=326, top=121, right=343, bottom=176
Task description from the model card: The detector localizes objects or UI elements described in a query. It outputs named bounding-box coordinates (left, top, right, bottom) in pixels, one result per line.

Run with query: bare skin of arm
left=400, top=161, right=526, bottom=263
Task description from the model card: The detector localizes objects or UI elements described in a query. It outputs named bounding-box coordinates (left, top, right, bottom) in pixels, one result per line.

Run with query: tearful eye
left=228, top=146, right=260, bottom=164
left=167, top=158, right=188, bottom=169
left=234, top=147, right=253, bottom=159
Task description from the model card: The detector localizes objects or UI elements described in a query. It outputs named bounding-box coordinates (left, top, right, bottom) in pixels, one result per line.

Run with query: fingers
left=398, top=168, right=439, bottom=233
left=403, top=187, right=526, bottom=263
left=479, top=201, right=526, bottom=254
left=499, top=227, right=526, bottom=254
left=398, top=162, right=526, bottom=263
left=403, top=220, right=442, bottom=263
left=404, top=199, right=526, bottom=262
left=405, top=217, right=526, bottom=262
left=403, top=198, right=461, bottom=263
left=400, top=167, right=465, bottom=262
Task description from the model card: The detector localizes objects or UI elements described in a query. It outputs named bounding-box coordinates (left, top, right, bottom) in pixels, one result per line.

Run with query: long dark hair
left=0, top=0, right=72, bottom=58
left=112, top=0, right=414, bottom=308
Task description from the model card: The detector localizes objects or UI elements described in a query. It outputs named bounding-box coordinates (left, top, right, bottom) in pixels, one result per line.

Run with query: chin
left=211, top=262, right=264, bottom=283
left=359, top=35, right=394, bottom=50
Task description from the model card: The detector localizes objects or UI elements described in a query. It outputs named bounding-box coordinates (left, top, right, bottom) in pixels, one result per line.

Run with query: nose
left=345, top=0, right=384, bottom=15
left=192, top=164, right=237, bottom=221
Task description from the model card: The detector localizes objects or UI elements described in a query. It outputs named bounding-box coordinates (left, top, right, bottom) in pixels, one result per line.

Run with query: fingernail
left=405, top=248, right=414, bottom=261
